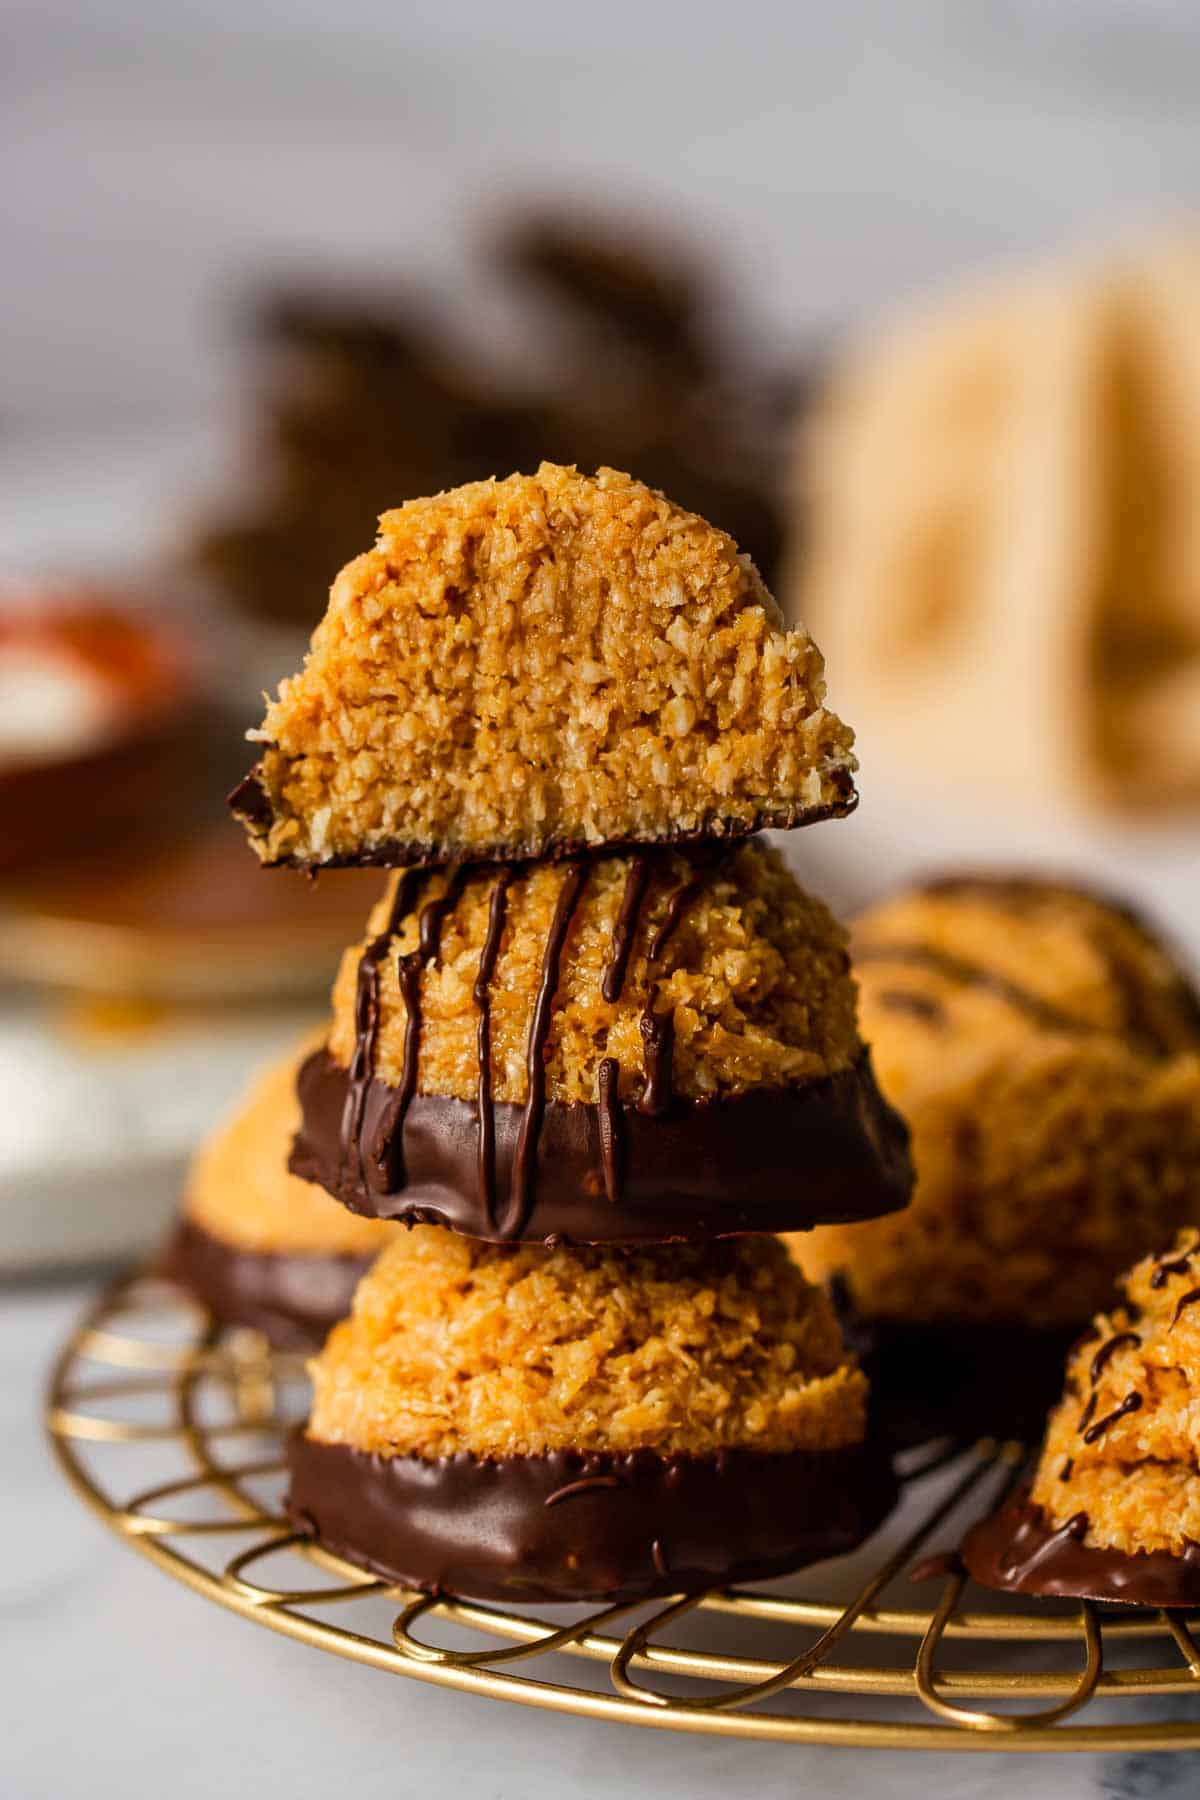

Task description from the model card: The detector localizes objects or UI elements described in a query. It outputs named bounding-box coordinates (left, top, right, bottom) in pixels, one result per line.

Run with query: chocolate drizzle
left=342, top=868, right=429, bottom=1199
left=638, top=1008, right=676, bottom=1118
left=854, top=941, right=1091, bottom=1037
left=502, top=859, right=587, bottom=1239
left=913, top=871, right=1200, bottom=1056
left=963, top=1482, right=1200, bottom=1607
left=370, top=864, right=468, bottom=1194
left=645, top=853, right=715, bottom=965
left=876, top=989, right=946, bottom=1025
left=543, top=1474, right=625, bottom=1508
left=417, top=863, right=468, bottom=959
left=383, top=953, right=422, bottom=1185
left=1172, top=1286, right=1200, bottom=1327
left=634, top=849, right=717, bottom=1117
left=474, top=868, right=513, bottom=1230
left=602, top=852, right=651, bottom=1003
left=1151, top=1250, right=1194, bottom=1289
left=1089, top=1330, right=1140, bottom=1384
left=1082, top=1390, right=1142, bottom=1444
left=599, top=846, right=715, bottom=1122
left=596, top=1057, right=623, bottom=1205
left=1018, top=1509, right=1090, bottom=1578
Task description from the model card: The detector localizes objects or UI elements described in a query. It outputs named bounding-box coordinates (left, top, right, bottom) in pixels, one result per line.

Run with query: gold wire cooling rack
left=45, top=1271, right=1200, bottom=1754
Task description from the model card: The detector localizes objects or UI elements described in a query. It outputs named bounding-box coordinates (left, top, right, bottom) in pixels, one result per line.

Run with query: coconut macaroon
left=790, top=873, right=1200, bottom=1439
left=162, top=1046, right=395, bottom=1348
left=965, top=1233, right=1200, bottom=1606
left=230, top=463, right=857, bottom=868
left=286, top=1227, right=895, bottom=1602
left=290, top=838, right=911, bottom=1242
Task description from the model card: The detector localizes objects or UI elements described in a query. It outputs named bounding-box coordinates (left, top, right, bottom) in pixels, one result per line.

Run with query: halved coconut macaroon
left=965, top=1230, right=1200, bottom=1607
left=162, top=1046, right=394, bottom=1348
left=290, top=838, right=910, bottom=1242
left=230, top=463, right=856, bottom=868
left=287, top=1227, right=895, bottom=1602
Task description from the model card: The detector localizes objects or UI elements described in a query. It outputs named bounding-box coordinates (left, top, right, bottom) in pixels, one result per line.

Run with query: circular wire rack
left=46, top=1270, right=1200, bottom=1754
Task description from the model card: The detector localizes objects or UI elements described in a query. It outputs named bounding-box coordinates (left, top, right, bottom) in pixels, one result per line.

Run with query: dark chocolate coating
left=286, top=1435, right=897, bottom=1603
left=829, top=1306, right=1076, bottom=1449
left=159, top=1219, right=371, bottom=1350
left=290, top=1046, right=912, bottom=1244
left=228, top=770, right=858, bottom=869
left=962, top=1484, right=1200, bottom=1608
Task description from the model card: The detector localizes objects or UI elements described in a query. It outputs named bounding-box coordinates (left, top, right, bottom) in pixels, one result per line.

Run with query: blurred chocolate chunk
left=498, top=210, right=705, bottom=364
left=189, top=209, right=811, bottom=625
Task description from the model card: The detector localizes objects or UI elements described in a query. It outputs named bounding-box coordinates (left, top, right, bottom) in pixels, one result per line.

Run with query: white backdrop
left=5, top=0, right=1200, bottom=432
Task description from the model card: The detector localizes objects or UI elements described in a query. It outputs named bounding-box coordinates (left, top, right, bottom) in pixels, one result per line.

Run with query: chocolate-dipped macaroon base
left=286, top=1436, right=897, bottom=1604
left=962, top=1483, right=1200, bottom=1609
left=291, top=1045, right=911, bottom=1244
left=161, top=1219, right=372, bottom=1351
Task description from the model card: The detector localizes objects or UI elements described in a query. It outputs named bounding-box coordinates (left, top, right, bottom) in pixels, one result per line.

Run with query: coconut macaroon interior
left=233, top=463, right=857, bottom=867
left=794, top=875, right=1200, bottom=1327
left=1029, top=1232, right=1200, bottom=1559
left=327, top=838, right=860, bottom=1107
left=183, top=1045, right=396, bottom=1257
left=306, top=1228, right=866, bottom=1461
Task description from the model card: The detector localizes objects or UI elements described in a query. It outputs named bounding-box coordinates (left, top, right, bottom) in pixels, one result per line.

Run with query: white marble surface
left=3, top=1277, right=1199, bottom=1800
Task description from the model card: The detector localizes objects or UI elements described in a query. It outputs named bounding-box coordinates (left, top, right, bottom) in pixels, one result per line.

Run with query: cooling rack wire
left=44, top=1271, right=1200, bottom=1753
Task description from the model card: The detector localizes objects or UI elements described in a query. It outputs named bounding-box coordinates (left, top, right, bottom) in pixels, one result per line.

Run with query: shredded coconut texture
left=307, top=1227, right=866, bottom=1459
left=1031, top=1231, right=1200, bottom=1558
left=238, top=463, right=856, bottom=866
left=793, top=877, right=1200, bottom=1326
left=325, top=839, right=861, bottom=1106
left=184, top=1044, right=397, bottom=1256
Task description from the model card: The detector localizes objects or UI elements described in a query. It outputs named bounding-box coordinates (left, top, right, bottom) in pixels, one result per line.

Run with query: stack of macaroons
left=231, top=464, right=912, bottom=1603
left=162, top=1044, right=395, bottom=1349
left=964, top=1232, right=1200, bottom=1608
left=793, top=873, right=1200, bottom=1444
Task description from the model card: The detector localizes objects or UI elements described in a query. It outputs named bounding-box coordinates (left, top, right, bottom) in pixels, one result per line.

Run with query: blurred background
left=3, top=0, right=1200, bottom=1267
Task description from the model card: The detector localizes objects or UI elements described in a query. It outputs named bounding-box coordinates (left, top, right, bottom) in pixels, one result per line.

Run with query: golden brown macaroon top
left=234, top=463, right=856, bottom=867
left=306, top=1227, right=866, bottom=1459
left=855, top=874, right=1200, bottom=1054
left=326, top=838, right=861, bottom=1107
left=1030, top=1232, right=1200, bottom=1559
left=794, top=874, right=1200, bottom=1327
left=184, top=1045, right=396, bottom=1257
